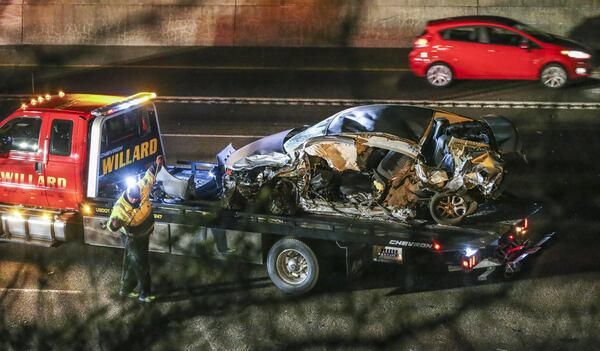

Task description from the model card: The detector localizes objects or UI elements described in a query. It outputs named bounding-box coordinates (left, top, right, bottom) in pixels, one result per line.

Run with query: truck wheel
left=430, top=193, right=469, bottom=225
left=267, top=238, right=319, bottom=295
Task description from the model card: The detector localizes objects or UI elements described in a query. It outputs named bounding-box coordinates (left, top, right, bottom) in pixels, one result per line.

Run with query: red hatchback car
left=409, top=16, right=593, bottom=88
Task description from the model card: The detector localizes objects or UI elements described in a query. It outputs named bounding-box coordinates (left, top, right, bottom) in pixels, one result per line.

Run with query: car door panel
left=480, top=26, right=536, bottom=79
left=438, top=26, right=488, bottom=78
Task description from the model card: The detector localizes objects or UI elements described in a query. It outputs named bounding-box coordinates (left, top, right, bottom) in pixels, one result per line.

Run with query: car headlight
left=561, top=50, right=591, bottom=59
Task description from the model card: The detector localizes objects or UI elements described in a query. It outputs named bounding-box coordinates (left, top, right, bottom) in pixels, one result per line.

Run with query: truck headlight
left=561, top=50, right=591, bottom=59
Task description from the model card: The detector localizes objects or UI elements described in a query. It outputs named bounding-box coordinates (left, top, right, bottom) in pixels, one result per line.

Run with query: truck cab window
left=50, top=119, right=73, bottom=156
left=0, top=117, right=42, bottom=152
left=101, top=107, right=153, bottom=150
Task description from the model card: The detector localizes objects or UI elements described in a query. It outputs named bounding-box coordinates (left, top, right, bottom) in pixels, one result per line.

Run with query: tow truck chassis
left=0, top=197, right=554, bottom=294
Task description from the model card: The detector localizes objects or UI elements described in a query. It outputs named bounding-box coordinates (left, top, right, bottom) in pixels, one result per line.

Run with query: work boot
left=138, top=294, right=156, bottom=303
left=118, top=290, right=139, bottom=299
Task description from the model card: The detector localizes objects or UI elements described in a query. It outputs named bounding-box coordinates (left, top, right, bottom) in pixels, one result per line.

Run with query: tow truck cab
left=0, top=92, right=165, bottom=244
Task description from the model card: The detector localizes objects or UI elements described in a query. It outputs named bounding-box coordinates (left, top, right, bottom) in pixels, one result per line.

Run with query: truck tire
left=267, top=237, right=319, bottom=295
left=429, top=193, right=469, bottom=225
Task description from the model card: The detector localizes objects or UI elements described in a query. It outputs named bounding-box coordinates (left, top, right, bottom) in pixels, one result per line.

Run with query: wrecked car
left=222, top=105, right=522, bottom=225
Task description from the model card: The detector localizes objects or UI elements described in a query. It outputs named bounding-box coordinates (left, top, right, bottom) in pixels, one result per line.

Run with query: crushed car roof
left=327, top=105, right=469, bottom=143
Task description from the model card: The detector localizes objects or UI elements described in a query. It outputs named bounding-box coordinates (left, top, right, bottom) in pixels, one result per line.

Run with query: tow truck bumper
left=447, top=231, right=556, bottom=281
left=504, top=231, right=555, bottom=275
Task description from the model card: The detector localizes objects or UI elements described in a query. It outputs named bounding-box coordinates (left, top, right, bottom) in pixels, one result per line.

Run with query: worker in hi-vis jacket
left=108, top=155, right=163, bottom=303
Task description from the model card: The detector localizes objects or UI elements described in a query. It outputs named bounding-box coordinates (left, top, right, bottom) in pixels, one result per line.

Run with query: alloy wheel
left=541, top=66, right=567, bottom=88
left=427, top=65, right=453, bottom=87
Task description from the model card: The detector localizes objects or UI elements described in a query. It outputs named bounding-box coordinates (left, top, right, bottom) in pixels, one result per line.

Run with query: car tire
left=540, top=63, right=568, bottom=89
left=429, top=193, right=469, bottom=225
left=266, top=237, right=319, bottom=295
left=426, top=63, right=453, bottom=87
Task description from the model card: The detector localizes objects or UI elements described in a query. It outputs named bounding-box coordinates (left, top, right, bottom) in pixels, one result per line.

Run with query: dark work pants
left=120, top=232, right=151, bottom=296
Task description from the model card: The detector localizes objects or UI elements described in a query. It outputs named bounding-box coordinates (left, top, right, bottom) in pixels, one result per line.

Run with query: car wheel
left=268, top=179, right=298, bottom=216
left=267, top=238, right=319, bottom=295
left=426, top=63, right=453, bottom=87
left=540, top=64, right=567, bottom=88
left=429, top=193, right=469, bottom=225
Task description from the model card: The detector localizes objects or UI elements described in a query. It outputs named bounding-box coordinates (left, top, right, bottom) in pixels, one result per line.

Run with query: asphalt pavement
left=0, top=46, right=599, bottom=350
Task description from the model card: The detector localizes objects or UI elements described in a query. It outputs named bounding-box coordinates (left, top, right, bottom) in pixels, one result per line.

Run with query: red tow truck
left=0, top=92, right=553, bottom=295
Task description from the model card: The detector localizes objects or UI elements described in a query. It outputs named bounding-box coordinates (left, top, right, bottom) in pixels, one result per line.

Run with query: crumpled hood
left=226, top=129, right=292, bottom=170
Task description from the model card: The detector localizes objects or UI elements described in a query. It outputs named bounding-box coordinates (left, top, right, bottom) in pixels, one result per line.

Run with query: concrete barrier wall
left=0, top=1, right=599, bottom=47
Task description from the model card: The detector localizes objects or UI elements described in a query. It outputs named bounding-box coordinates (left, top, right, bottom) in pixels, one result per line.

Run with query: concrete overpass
left=0, top=1, right=598, bottom=49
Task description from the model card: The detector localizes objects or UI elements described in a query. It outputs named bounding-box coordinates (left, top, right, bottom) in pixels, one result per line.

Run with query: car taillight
left=414, top=36, right=430, bottom=48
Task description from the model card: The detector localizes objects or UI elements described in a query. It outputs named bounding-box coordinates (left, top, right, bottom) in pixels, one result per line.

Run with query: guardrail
left=2, top=94, right=599, bottom=110
left=157, top=96, right=600, bottom=110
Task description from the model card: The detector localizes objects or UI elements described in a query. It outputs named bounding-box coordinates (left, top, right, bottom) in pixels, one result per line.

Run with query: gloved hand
left=152, top=155, right=164, bottom=174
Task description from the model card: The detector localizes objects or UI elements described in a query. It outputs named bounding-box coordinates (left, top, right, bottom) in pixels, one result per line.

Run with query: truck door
left=0, top=115, right=48, bottom=207
left=43, top=114, right=81, bottom=210
left=91, top=104, right=164, bottom=199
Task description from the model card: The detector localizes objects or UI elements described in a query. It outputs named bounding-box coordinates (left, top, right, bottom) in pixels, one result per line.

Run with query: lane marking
left=162, top=133, right=264, bottom=138
left=0, top=287, right=83, bottom=295
left=2, top=95, right=599, bottom=110
left=0, top=63, right=410, bottom=72
left=156, top=96, right=600, bottom=110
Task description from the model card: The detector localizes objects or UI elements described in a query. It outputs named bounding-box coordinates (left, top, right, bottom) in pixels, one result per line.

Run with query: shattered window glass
left=327, top=105, right=431, bottom=142
left=283, top=117, right=333, bottom=154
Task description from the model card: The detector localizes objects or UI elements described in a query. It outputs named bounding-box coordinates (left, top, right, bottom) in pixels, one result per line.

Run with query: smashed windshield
left=283, top=116, right=333, bottom=154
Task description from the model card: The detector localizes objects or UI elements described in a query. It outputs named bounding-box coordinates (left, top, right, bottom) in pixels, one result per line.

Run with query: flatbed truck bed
left=78, top=183, right=550, bottom=294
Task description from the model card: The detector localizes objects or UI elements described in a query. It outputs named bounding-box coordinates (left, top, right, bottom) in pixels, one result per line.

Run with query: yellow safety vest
left=108, top=168, right=156, bottom=236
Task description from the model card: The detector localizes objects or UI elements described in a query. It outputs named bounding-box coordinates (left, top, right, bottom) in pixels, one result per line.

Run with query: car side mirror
left=0, top=133, right=12, bottom=155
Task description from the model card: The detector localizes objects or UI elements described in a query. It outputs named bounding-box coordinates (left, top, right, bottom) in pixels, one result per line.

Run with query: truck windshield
left=0, top=117, right=42, bottom=152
